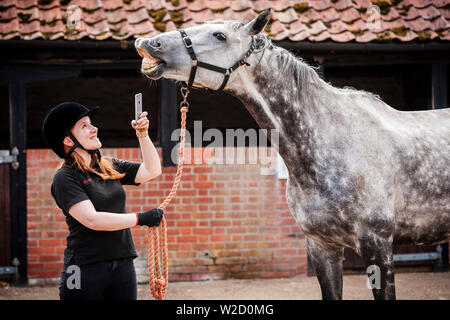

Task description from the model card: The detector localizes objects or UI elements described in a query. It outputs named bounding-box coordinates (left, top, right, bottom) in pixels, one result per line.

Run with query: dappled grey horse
left=135, top=9, right=450, bottom=300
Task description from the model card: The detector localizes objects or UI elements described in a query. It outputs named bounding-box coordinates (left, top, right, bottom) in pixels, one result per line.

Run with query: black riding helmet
left=42, top=102, right=101, bottom=159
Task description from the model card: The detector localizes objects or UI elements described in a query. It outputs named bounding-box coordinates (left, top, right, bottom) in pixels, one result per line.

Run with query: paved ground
left=0, top=272, right=449, bottom=300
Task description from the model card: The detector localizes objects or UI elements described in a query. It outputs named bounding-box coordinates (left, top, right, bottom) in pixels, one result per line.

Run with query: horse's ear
left=243, top=8, right=271, bottom=35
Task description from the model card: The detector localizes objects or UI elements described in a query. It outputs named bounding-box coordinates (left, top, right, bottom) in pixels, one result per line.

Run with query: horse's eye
left=213, top=32, right=227, bottom=41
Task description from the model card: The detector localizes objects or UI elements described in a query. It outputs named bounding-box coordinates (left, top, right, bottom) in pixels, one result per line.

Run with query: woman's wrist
left=136, top=130, right=148, bottom=139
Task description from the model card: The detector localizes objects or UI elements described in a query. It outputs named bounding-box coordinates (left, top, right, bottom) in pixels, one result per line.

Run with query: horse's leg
left=307, top=237, right=344, bottom=300
left=358, top=234, right=396, bottom=300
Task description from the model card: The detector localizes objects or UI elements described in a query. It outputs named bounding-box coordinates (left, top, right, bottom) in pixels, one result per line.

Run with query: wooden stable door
left=0, top=163, right=11, bottom=272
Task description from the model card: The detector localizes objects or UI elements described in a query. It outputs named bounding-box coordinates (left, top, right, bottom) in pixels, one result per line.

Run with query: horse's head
left=135, top=9, right=271, bottom=90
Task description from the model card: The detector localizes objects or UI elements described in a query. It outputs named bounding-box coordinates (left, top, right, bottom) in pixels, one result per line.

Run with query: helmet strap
left=65, top=131, right=102, bottom=161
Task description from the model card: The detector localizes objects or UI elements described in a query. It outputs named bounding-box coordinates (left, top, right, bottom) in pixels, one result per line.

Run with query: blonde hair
left=62, top=145, right=125, bottom=180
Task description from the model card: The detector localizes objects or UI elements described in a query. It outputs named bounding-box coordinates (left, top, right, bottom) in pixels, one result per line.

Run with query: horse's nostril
left=150, top=39, right=161, bottom=48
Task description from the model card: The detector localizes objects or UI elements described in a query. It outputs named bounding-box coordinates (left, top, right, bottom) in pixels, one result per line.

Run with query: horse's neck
left=226, top=49, right=331, bottom=183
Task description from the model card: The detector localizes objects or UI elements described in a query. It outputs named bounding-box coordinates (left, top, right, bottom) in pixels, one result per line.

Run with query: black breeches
left=59, top=258, right=137, bottom=300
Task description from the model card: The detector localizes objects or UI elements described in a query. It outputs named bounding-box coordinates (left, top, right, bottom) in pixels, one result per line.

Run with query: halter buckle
left=182, top=36, right=192, bottom=48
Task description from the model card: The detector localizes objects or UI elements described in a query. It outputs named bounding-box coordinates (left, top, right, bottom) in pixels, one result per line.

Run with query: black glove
left=136, top=208, right=164, bottom=227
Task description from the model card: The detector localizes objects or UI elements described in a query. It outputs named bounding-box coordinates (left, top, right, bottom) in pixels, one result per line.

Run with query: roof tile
left=352, top=0, right=372, bottom=10
left=382, top=7, right=401, bottom=22
left=330, top=31, right=355, bottom=42
left=188, top=0, right=207, bottom=12
left=0, top=6, right=17, bottom=22
left=270, top=0, right=292, bottom=12
left=340, top=7, right=360, bottom=23
left=269, top=20, right=286, bottom=35
left=1, top=0, right=16, bottom=8
left=81, top=0, right=103, bottom=12
left=207, top=1, right=230, bottom=11
left=0, top=0, right=448, bottom=43
left=127, top=7, right=149, bottom=24
left=405, top=17, right=434, bottom=32
left=309, top=30, right=330, bottom=41
left=431, top=16, right=449, bottom=30
left=123, top=0, right=146, bottom=12
left=333, top=0, right=354, bottom=11
left=273, top=7, right=297, bottom=24
left=329, top=20, right=349, bottom=34
left=309, top=0, right=332, bottom=12
left=397, top=29, right=418, bottom=41
left=298, top=8, right=323, bottom=23
left=251, top=0, right=272, bottom=12
left=320, top=7, right=340, bottom=23
left=355, top=31, right=377, bottom=42
left=289, top=29, right=310, bottom=41
left=417, top=5, right=442, bottom=20
left=287, top=19, right=308, bottom=34
left=83, top=7, right=106, bottom=24
left=442, top=8, right=450, bottom=20
left=105, top=8, right=125, bottom=24
left=442, top=29, right=450, bottom=40
left=309, top=20, right=328, bottom=35
left=102, top=0, right=123, bottom=11
left=17, top=0, right=38, bottom=10
left=408, top=0, right=436, bottom=9
left=403, top=6, right=421, bottom=20
left=230, top=0, right=252, bottom=12
left=434, top=0, right=449, bottom=8
left=191, top=8, right=215, bottom=22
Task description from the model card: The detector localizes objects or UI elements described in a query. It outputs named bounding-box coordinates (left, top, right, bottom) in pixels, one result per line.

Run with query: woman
left=42, top=101, right=163, bottom=300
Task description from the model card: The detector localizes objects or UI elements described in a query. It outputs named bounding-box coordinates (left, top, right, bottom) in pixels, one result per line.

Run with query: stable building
left=0, top=0, right=449, bottom=285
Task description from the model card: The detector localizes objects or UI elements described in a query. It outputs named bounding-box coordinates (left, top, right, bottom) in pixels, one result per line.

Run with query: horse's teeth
left=142, top=57, right=159, bottom=70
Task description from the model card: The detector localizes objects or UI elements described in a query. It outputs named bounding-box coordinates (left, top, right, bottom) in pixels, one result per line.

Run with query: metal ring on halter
left=180, top=101, right=189, bottom=110
left=181, top=86, right=190, bottom=98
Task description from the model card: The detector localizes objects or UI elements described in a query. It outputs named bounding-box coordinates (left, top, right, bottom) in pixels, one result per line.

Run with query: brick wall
left=26, top=147, right=307, bottom=284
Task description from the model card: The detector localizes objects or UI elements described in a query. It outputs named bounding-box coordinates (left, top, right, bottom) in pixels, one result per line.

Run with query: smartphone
left=135, top=93, right=142, bottom=121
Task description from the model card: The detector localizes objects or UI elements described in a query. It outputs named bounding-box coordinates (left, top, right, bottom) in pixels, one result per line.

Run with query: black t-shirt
left=51, top=158, right=141, bottom=265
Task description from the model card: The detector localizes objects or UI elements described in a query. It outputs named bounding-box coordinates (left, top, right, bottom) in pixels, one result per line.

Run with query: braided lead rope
left=148, top=86, right=189, bottom=300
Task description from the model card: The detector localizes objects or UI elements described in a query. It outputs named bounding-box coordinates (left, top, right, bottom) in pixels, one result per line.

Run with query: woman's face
left=70, top=116, right=102, bottom=150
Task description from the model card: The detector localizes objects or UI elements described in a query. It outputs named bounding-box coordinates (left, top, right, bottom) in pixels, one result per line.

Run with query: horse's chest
left=286, top=178, right=359, bottom=247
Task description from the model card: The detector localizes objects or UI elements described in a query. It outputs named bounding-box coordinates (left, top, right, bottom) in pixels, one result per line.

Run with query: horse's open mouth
left=136, top=47, right=166, bottom=77
left=142, top=57, right=165, bottom=71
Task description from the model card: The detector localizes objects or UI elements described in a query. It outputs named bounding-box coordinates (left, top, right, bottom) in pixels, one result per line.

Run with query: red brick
left=177, top=221, right=197, bottom=227
left=39, top=239, right=62, bottom=247
left=211, top=235, right=230, bottom=242
left=177, top=236, right=197, bottom=243
left=194, top=182, right=214, bottom=188
left=211, top=220, right=231, bottom=227
left=193, top=228, right=213, bottom=235
left=194, top=167, right=213, bottom=173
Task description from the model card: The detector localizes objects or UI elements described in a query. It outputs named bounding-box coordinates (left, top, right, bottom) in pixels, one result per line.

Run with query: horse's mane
left=257, top=34, right=382, bottom=102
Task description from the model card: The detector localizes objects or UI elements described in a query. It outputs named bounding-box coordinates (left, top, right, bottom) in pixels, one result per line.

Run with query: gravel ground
left=0, top=272, right=448, bottom=300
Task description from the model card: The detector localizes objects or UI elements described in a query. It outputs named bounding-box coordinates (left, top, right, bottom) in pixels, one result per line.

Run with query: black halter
left=177, top=29, right=256, bottom=92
